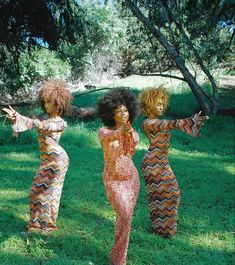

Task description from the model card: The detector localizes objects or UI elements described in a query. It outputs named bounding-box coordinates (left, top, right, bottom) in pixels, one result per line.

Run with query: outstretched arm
left=142, top=118, right=178, bottom=133
left=36, top=119, right=67, bottom=132
left=142, top=111, right=208, bottom=137
left=3, top=106, right=36, bottom=135
left=2, top=106, right=67, bottom=135
left=177, top=111, right=209, bottom=137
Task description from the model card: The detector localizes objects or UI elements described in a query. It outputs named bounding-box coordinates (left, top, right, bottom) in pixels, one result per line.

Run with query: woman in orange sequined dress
left=98, top=88, right=140, bottom=265
left=139, top=87, right=208, bottom=238
left=3, top=80, right=72, bottom=233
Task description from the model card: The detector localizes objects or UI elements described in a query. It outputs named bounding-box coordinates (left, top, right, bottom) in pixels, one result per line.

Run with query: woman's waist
left=144, top=151, right=169, bottom=160
left=142, top=156, right=170, bottom=169
left=38, top=135, right=61, bottom=144
left=104, top=154, right=135, bottom=167
left=39, top=146, right=68, bottom=158
left=104, top=156, right=138, bottom=180
left=103, top=170, right=139, bottom=182
left=148, top=145, right=170, bottom=152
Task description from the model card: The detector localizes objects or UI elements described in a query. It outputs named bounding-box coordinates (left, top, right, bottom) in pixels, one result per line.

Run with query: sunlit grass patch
left=189, top=232, right=234, bottom=251
left=0, top=189, right=27, bottom=200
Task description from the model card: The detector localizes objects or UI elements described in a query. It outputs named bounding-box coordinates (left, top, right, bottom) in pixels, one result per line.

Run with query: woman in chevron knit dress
left=139, top=87, right=208, bottom=238
left=3, top=80, right=72, bottom=233
left=98, top=88, right=140, bottom=265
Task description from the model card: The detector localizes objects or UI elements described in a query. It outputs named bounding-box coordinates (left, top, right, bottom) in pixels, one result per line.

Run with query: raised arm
left=142, top=118, right=178, bottom=133
left=37, top=119, right=67, bottom=132
left=177, top=112, right=208, bottom=137
left=3, top=106, right=67, bottom=134
left=142, top=111, right=208, bottom=137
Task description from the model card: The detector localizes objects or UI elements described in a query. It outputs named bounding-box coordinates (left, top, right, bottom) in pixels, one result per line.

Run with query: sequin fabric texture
left=98, top=127, right=140, bottom=265
left=12, top=113, right=69, bottom=232
left=141, top=115, right=201, bottom=237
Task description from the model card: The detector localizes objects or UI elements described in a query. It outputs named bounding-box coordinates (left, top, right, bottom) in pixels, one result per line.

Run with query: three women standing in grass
left=98, top=88, right=140, bottom=265
left=139, top=87, right=208, bottom=238
left=3, top=82, right=209, bottom=264
left=3, top=80, right=72, bottom=233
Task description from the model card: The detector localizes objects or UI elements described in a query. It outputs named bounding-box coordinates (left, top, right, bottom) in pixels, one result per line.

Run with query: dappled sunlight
left=0, top=236, right=26, bottom=255
left=0, top=189, right=27, bottom=200
left=136, top=143, right=234, bottom=177
left=0, top=152, right=38, bottom=162
left=171, top=147, right=225, bottom=159
left=63, top=127, right=101, bottom=149
left=0, top=90, right=234, bottom=265
left=0, top=166, right=36, bottom=173
left=96, top=207, right=115, bottom=222
left=188, top=232, right=234, bottom=251
left=136, top=142, right=148, bottom=150
left=75, top=201, right=115, bottom=222
left=61, top=199, right=115, bottom=224
left=107, top=74, right=190, bottom=92
left=225, top=165, right=235, bottom=175
left=170, top=148, right=234, bottom=177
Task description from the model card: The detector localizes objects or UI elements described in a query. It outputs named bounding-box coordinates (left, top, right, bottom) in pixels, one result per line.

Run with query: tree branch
left=124, top=0, right=215, bottom=114
left=115, top=72, right=186, bottom=81
left=162, top=1, right=218, bottom=101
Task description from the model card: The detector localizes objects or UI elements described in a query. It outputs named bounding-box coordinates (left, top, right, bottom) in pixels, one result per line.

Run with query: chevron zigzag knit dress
left=98, top=127, right=140, bottom=265
left=141, top=115, right=201, bottom=237
left=12, top=113, right=69, bottom=232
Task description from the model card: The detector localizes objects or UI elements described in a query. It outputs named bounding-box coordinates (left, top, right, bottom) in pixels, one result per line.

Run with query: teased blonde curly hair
left=38, top=80, right=73, bottom=116
left=139, top=86, right=169, bottom=116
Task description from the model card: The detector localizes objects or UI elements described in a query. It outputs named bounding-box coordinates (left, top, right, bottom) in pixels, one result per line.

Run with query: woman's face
left=154, top=98, right=164, bottom=116
left=44, top=97, right=58, bottom=115
left=114, top=104, right=129, bottom=126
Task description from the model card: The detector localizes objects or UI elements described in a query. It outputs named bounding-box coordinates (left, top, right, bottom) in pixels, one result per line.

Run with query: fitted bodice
left=98, top=127, right=139, bottom=181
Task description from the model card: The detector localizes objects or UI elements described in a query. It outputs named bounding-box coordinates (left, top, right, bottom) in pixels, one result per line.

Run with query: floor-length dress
left=141, top=115, right=201, bottom=236
left=12, top=113, right=69, bottom=232
left=98, top=127, right=140, bottom=265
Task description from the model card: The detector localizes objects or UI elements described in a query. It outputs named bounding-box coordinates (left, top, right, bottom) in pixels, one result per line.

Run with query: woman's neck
left=147, top=111, right=157, bottom=119
left=112, top=124, right=122, bottom=130
left=48, top=112, right=60, bottom=118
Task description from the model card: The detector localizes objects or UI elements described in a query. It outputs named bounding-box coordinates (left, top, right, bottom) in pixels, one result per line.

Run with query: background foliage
left=0, top=1, right=234, bottom=104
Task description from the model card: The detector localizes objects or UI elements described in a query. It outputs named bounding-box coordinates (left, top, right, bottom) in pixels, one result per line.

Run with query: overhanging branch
left=115, top=72, right=185, bottom=81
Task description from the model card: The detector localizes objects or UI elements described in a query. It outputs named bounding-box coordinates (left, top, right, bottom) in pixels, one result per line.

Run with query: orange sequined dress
left=141, top=115, right=201, bottom=237
left=12, top=113, right=69, bottom=232
left=98, top=127, right=140, bottom=265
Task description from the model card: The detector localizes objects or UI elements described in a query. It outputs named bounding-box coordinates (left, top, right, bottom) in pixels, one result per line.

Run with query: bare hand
left=195, top=111, right=209, bottom=127
left=122, top=122, right=133, bottom=134
left=2, top=105, right=17, bottom=122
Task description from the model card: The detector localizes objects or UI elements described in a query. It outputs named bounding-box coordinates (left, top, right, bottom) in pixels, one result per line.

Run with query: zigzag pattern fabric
left=141, top=115, right=200, bottom=236
left=99, top=127, right=140, bottom=265
left=12, top=113, right=69, bottom=232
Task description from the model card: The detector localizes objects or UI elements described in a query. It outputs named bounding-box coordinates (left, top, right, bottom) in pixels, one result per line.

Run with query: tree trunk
left=71, top=106, right=97, bottom=120
left=125, top=0, right=215, bottom=114
left=161, top=1, right=219, bottom=113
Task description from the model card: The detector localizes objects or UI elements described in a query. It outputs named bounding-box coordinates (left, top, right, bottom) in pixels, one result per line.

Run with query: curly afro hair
left=139, top=86, right=169, bottom=116
left=98, top=88, right=139, bottom=127
left=37, top=79, right=73, bottom=116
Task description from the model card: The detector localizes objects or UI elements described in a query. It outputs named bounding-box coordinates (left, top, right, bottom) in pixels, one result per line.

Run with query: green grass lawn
left=0, top=86, right=234, bottom=265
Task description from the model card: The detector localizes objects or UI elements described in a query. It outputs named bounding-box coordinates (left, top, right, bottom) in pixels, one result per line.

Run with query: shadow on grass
left=0, top=206, right=27, bottom=240
left=0, top=116, right=234, bottom=264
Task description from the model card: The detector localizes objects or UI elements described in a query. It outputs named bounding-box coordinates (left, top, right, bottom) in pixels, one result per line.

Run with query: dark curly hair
left=98, top=88, right=139, bottom=127
left=37, top=79, right=73, bottom=116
